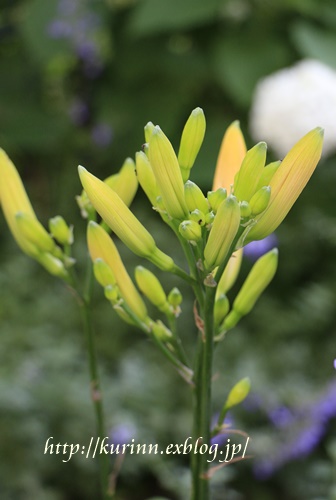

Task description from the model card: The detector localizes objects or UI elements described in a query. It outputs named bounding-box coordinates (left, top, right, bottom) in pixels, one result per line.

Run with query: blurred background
left=1, top=0, right=336, bottom=498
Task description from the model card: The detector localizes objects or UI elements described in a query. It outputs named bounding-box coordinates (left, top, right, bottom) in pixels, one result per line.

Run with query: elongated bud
left=135, top=151, right=160, bottom=206
left=148, top=126, right=188, bottom=220
left=234, top=142, right=267, bottom=201
left=224, top=377, right=251, bottom=410
left=105, top=158, right=138, bottom=207
left=104, top=284, right=119, bottom=302
left=184, top=180, right=209, bottom=214
left=151, top=320, right=173, bottom=341
left=256, top=160, right=281, bottom=191
left=93, top=258, right=116, bottom=287
left=249, top=186, right=271, bottom=216
left=135, top=266, right=170, bottom=313
left=49, top=216, right=73, bottom=245
left=216, top=248, right=243, bottom=297
left=214, top=294, right=230, bottom=327
left=113, top=304, right=137, bottom=326
left=204, top=195, right=241, bottom=270
left=144, top=121, right=155, bottom=143
left=79, top=166, right=174, bottom=271
left=87, top=221, right=148, bottom=320
left=189, top=209, right=205, bottom=226
left=15, top=212, right=56, bottom=254
left=233, top=248, right=278, bottom=317
left=178, top=107, right=206, bottom=182
left=207, top=188, right=227, bottom=213
left=205, top=211, right=215, bottom=226
left=240, top=201, right=251, bottom=218
left=246, top=128, right=324, bottom=242
left=37, top=252, right=69, bottom=280
left=168, top=287, right=182, bottom=307
left=213, top=121, right=247, bottom=191
left=179, top=220, right=202, bottom=242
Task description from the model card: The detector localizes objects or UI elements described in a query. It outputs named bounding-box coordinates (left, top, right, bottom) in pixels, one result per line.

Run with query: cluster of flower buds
left=0, top=149, right=73, bottom=281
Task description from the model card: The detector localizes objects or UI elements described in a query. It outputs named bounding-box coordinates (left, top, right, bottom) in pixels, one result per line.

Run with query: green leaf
left=290, top=20, right=336, bottom=69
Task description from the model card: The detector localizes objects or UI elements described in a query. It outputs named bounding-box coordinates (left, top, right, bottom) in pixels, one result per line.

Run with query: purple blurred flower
left=244, top=233, right=278, bottom=261
left=109, top=423, right=136, bottom=447
left=91, top=123, right=113, bottom=148
left=68, top=98, right=90, bottom=126
left=210, top=413, right=235, bottom=447
left=268, top=406, right=295, bottom=429
left=47, top=19, right=71, bottom=38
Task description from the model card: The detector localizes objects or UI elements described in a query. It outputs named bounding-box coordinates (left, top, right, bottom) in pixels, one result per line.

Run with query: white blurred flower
left=249, top=59, right=336, bottom=158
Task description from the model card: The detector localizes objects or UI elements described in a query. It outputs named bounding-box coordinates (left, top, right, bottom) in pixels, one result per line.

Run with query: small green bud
left=204, top=195, right=241, bottom=270
left=224, top=377, right=251, bottom=410
left=135, top=266, right=169, bottom=312
left=221, top=309, right=241, bottom=332
left=113, top=304, right=137, bottom=326
left=168, top=287, right=182, bottom=307
left=256, top=160, right=281, bottom=191
left=93, top=258, right=116, bottom=287
left=15, top=212, right=55, bottom=254
left=105, top=158, right=138, bottom=207
left=184, top=180, right=209, bottom=214
left=144, top=121, right=155, bottom=143
left=214, top=294, right=230, bottom=328
left=216, top=249, right=243, bottom=296
left=49, top=216, right=74, bottom=245
left=179, top=220, right=202, bottom=242
left=207, top=188, right=227, bottom=213
left=249, top=186, right=271, bottom=216
left=151, top=320, right=173, bottom=342
left=189, top=209, right=205, bottom=226
left=178, top=107, right=206, bottom=182
left=104, top=284, right=119, bottom=303
left=234, top=142, right=267, bottom=201
left=37, top=252, right=69, bottom=280
left=76, top=191, right=95, bottom=220
left=240, top=201, right=251, bottom=218
left=204, top=211, right=215, bottom=226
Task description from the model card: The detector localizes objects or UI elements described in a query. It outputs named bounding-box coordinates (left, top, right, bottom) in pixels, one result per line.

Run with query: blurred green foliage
left=1, top=0, right=336, bottom=498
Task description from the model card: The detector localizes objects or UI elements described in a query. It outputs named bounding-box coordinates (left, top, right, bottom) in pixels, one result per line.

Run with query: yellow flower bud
left=234, top=142, right=267, bottom=202
left=135, top=266, right=169, bottom=313
left=49, top=216, right=74, bottom=245
left=37, top=252, right=69, bottom=280
left=79, top=166, right=175, bottom=270
left=179, top=220, right=202, bottom=242
left=184, top=180, right=209, bottom=214
left=213, top=121, right=246, bottom=191
left=256, top=160, right=281, bottom=191
left=87, top=221, right=148, bottom=321
left=204, top=195, right=241, bottom=270
left=224, top=377, right=251, bottom=410
left=214, top=294, right=230, bottom=328
left=216, top=248, right=243, bottom=297
left=104, top=284, right=119, bottom=303
left=249, top=186, right=271, bottom=216
left=135, top=151, right=160, bottom=206
left=144, top=121, right=155, bottom=143
left=93, top=258, right=116, bottom=287
left=148, top=126, right=188, bottom=220
left=246, top=128, right=324, bottom=242
left=189, top=209, right=206, bottom=226
left=232, top=248, right=278, bottom=316
left=151, top=320, right=173, bottom=342
left=240, top=201, right=251, bottom=219
left=15, top=212, right=56, bottom=254
left=105, top=157, right=138, bottom=207
left=178, top=107, right=206, bottom=182
left=207, top=188, right=227, bottom=213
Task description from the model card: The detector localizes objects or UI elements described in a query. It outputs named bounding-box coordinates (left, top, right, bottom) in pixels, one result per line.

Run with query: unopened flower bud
left=214, top=294, right=230, bottom=328
left=105, top=157, right=138, bottom=207
left=207, top=188, right=227, bottom=213
left=204, top=195, right=241, bottom=270
left=135, top=266, right=170, bottom=313
left=49, top=216, right=73, bottom=245
left=205, top=211, right=215, bottom=226
left=144, top=121, right=155, bottom=143
left=168, top=287, right=182, bottom=307
left=234, top=142, right=267, bottom=201
left=240, top=201, right=251, bottom=219
left=93, top=258, right=116, bottom=287
left=179, top=220, right=202, bottom=242
left=184, top=180, right=209, bottom=214
left=224, top=377, right=251, bottom=410
left=216, top=248, right=243, bottom=297
left=178, top=107, right=206, bottom=182
left=37, top=252, right=69, bottom=280
left=135, top=151, right=159, bottom=206
left=104, top=284, right=119, bottom=303
left=189, top=209, right=205, bottom=226
left=256, top=160, right=281, bottom=191
left=15, top=212, right=55, bottom=254
left=249, top=186, right=271, bottom=216
left=151, top=320, right=173, bottom=342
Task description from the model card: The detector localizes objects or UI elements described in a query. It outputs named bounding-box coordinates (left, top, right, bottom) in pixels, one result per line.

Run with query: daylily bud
left=232, top=248, right=278, bottom=317
left=204, top=211, right=215, bottom=226
left=135, top=266, right=170, bottom=313
left=234, top=142, right=267, bottom=202
left=189, top=209, right=205, bottom=226
left=79, top=166, right=175, bottom=271
left=37, top=252, right=69, bottom=280
left=104, top=284, right=119, bottom=302
left=184, top=180, right=209, bottom=214
left=15, top=212, right=56, bottom=254
left=151, top=320, right=173, bottom=342
left=75, top=190, right=96, bottom=220
left=49, top=216, right=74, bottom=245
left=144, top=121, right=155, bottom=143
left=87, top=221, right=148, bottom=321
left=93, top=258, right=116, bottom=287
left=207, top=188, right=227, bottom=213
left=113, top=304, right=137, bottom=326
left=213, top=121, right=246, bottom=191
left=178, top=107, right=206, bottom=182
left=105, top=157, right=138, bottom=207
left=135, top=151, right=160, bottom=206
left=214, top=294, right=230, bottom=327
left=221, top=310, right=241, bottom=331
left=246, top=128, right=324, bottom=242
left=168, top=287, right=182, bottom=307
left=240, top=201, right=251, bottom=219
left=224, top=377, right=251, bottom=410
left=179, top=220, right=202, bottom=242
left=204, top=195, right=241, bottom=270
left=249, top=186, right=271, bottom=216
left=216, top=248, right=243, bottom=297
left=256, top=160, right=281, bottom=191
left=148, top=126, right=188, bottom=220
